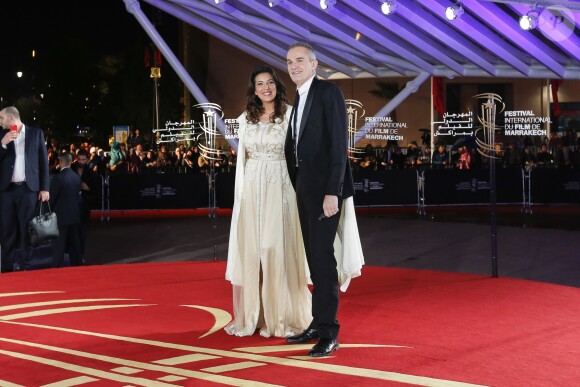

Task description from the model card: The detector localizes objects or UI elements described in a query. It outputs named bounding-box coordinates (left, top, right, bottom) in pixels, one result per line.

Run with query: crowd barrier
left=354, top=167, right=579, bottom=206
left=107, top=173, right=209, bottom=210
left=530, top=168, right=580, bottom=204
left=98, top=167, right=580, bottom=215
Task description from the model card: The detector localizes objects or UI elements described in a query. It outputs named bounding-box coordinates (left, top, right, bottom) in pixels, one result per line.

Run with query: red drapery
left=432, top=77, right=445, bottom=116
left=144, top=47, right=163, bottom=68
left=550, top=79, right=564, bottom=116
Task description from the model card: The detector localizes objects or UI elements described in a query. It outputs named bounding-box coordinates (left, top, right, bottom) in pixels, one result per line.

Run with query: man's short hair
left=1, top=106, right=20, bottom=121
left=288, top=42, right=317, bottom=61
left=77, top=149, right=89, bottom=158
left=58, top=153, right=73, bottom=165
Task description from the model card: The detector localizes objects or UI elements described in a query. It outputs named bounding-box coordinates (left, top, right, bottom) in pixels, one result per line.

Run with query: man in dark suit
left=0, top=106, right=50, bottom=272
left=128, top=128, right=144, bottom=149
left=71, top=149, right=98, bottom=261
left=50, top=153, right=82, bottom=268
left=284, top=42, right=355, bottom=357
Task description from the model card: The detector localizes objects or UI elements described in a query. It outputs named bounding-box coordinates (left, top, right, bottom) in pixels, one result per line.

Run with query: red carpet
left=1, top=262, right=580, bottom=386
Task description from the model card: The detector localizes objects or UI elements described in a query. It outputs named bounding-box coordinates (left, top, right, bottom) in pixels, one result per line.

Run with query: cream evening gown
left=225, top=110, right=313, bottom=338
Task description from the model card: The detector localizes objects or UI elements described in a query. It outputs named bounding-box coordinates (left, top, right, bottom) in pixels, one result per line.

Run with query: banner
left=109, top=173, right=209, bottom=210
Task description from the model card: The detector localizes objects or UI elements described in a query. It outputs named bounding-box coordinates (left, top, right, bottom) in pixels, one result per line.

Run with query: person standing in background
left=72, top=149, right=98, bottom=262
left=0, top=106, right=50, bottom=272
left=50, top=153, right=82, bottom=268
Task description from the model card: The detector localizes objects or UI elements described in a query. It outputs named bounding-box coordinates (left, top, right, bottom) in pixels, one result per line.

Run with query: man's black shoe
left=286, top=328, right=319, bottom=344
left=308, top=338, right=339, bottom=357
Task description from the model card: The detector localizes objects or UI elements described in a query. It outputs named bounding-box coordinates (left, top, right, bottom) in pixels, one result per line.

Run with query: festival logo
left=433, top=111, right=474, bottom=138
left=434, top=92, right=550, bottom=159
left=223, top=119, right=239, bottom=140
left=346, top=99, right=366, bottom=160
left=153, top=103, right=234, bottom=161
left=503, top=110, right=550, bottom=137
left=346, top=99, right=406, bottom=160
left=473, top=93, right=505, bottom=159
left=153, top=118, right=197, bottom=144
left=194, top=103, right=224, bottom=161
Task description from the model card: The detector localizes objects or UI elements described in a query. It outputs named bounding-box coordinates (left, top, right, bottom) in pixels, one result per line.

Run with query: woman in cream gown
left=225, top=66, right=365, bottom=338
left=225, top=66, right=312, bottom=337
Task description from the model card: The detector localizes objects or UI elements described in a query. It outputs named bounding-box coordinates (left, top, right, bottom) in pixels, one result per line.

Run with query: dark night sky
left=0, top=0, right=147, bottom=104
left=3, top=0, right=139, bottom=60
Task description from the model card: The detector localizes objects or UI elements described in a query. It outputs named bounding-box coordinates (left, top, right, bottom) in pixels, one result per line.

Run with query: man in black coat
left=0, top=106, right=50, bottom=272
left=284, top=42, right=354, bottom=357
left=50, top=153, right=82, bottom=268
left=72, top=149, right=99, bottom=260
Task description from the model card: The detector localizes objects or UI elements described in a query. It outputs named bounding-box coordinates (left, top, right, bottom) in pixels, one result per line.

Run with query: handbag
left=28, top=201, right=59, bottom=247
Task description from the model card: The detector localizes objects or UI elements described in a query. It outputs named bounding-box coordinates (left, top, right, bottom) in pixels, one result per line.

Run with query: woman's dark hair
left=245, top=66, right=288, bottom=124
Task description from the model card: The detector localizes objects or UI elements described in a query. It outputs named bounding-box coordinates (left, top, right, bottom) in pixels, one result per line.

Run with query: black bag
left=28, top=201, right=59, bottom=247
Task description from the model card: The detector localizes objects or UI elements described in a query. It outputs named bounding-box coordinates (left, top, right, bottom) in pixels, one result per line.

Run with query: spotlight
left=381, top=1, right=397, bottom=15
left=519, top=11, right=539, bottom=30
left=320, top=0, right=336, bottom=10
left=268, top=0, right=281, bottom=6
left=445, top=3, right=464, bottom=21
left=214, top=0, right=224, bottom=4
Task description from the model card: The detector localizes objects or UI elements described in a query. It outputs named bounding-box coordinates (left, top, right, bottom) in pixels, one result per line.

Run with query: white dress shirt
left=12, top=125, right=26, bottom=183
left=295, top=75, right=315, bottom=142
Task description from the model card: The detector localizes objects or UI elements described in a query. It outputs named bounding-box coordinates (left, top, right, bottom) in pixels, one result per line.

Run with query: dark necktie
left=292, top=90, right=300, bottom=167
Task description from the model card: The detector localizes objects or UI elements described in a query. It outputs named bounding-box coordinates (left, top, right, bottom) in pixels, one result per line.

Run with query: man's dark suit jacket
left=0, top=126, right=49, bottom=192
left=284, top=77, right=354, bottom=209
left=71, top=162, right=99, bottom=223
left=50, top=168, right=81, bottom=225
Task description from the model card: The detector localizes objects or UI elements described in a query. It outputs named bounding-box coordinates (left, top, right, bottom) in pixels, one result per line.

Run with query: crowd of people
left=46, top=135, right=238, bottom=178
left=352, top=134, right=580, bottom=172
left=44, top=127, right=579, bottom=180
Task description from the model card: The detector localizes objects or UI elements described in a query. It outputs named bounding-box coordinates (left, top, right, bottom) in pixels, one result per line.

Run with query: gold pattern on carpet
left=0, top=291, right=487, bottom=387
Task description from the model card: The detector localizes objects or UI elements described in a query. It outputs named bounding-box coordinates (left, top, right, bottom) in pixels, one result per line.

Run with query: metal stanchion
left=521, top=167, right=533, bottom=215
left=208, top=163, right=219, bottom=262
left=100, top=175, right=105, bottom=222
left=105, top=176, right=110, bottom=222
left=416, top=169, right=426, bottom=216
left=490, top=157, right=498, bottom=278
left=99, top=175, right=110, bottom=222
left=473, top=92, right=503, bottom=278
